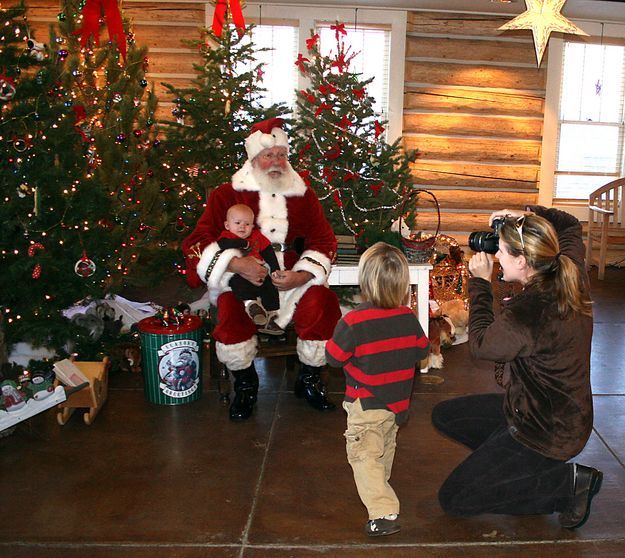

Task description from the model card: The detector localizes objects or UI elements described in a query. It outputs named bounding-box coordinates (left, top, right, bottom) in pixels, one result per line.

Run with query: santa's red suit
left=182, top=160, right=341, bottom=371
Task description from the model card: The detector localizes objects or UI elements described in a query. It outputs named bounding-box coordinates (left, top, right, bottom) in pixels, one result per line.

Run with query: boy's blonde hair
left=358, top=242, right=410, bottom=308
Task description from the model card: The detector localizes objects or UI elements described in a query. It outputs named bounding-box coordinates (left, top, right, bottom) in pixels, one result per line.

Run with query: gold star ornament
left=498, top=0, right=588, bottom=66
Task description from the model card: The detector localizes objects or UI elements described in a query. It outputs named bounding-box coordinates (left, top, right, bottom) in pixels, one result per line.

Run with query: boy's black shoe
left=365, top=517, right=400, bottom=537
left=559, top=464, right=603, bottom=529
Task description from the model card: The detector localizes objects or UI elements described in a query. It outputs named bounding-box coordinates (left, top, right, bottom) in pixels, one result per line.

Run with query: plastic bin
left=138, top=315, right=203, bottom=405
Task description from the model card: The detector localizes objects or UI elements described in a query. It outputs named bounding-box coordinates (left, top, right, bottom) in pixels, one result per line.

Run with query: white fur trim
left=292, top=250, right=332, bottom=283
left=215, top=337, right=258, bottom=370
left=257, top=192, right=288, bottom=243
left=297, top=338, right=327, bottom=367
left=232, top=161, right=306, bottom=196
left=245, top=127, right=289, bottom=161
left=196, top=242, right=240, bottom=305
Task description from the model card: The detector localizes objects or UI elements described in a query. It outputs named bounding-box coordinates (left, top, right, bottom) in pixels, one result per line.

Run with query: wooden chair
left=585, top=177, right=625, bottom=280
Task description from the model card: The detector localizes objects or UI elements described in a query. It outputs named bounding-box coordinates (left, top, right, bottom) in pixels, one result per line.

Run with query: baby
left=217, top=204, right=283, bottom=335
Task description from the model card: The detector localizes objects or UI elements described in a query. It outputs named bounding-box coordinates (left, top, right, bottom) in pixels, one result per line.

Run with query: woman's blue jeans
left=431, top=393, right=573, bottom=516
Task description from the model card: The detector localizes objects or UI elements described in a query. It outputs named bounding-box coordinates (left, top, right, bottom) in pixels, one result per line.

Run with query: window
left=317, top=24, right=391, bottom=118
left=248, top=24, right=299, bottom=109
left=554, top=41, right=625, bottom=200
left=240, top=4, right=406, bottom=141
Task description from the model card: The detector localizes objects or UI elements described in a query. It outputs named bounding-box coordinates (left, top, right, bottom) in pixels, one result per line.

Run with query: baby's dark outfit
left=217, top=229, right=280, bottom=311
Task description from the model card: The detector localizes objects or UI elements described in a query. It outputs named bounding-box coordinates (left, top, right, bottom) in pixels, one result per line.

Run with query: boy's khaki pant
left=343, top=399, right=399, bottom=520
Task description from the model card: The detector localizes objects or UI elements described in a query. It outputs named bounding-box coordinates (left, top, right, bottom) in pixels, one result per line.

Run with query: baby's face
left=225, top=209, right=254, bottom=239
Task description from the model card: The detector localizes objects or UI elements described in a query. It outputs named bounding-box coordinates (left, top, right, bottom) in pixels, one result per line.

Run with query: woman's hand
left=228, top=256, right=267, bottom=286
left=271, top=270, right=313, bottom=291
left=468, top=251, right=494, bottom=281
left=488, top=208, right=530, bottom=227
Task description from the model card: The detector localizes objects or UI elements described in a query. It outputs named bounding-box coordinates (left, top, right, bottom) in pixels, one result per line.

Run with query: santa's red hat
left=245, top=117, right=289, bottom=161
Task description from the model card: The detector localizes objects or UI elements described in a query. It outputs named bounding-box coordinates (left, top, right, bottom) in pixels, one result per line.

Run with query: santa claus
left=182, top=118, right=341, bottom=421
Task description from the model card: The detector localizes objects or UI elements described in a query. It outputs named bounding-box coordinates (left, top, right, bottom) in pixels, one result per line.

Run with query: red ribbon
left=75, top=0, right=126, bottom=60
left=212, top=0, right=246, bottom=38
left=306, top=33, right=320, bottom=51
left=295, top=53, right=310, bottom=73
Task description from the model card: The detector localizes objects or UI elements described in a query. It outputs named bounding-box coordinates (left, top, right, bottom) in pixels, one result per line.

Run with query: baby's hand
left=271, top=270, right=285, bottom=280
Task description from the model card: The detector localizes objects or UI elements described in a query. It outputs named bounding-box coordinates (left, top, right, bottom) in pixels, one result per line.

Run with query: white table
left=328, top=263, right=433, bottom=372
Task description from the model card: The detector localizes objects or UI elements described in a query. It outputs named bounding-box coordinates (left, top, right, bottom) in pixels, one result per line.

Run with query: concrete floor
left=1, top=267, right=624, bottom=557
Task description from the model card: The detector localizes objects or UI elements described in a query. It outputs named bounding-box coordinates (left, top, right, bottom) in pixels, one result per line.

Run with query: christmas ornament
left=499, top=0, right=588, bottom=66
left=1, top=380, right=26, bottom=412
left=0, top=75, right=17, bottom=101
left=29, top=373, right=54, bottom=401
left=74, top=252, right=96, bottom=278
left=28, top=243, right=45, bottom=279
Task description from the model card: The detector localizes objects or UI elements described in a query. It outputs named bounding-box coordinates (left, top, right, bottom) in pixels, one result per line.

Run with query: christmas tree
left=0, top=1, right=181, bottom=362
left=160, top=7, right=287, bottom=225
left=292, top=24, right=417, bottom=243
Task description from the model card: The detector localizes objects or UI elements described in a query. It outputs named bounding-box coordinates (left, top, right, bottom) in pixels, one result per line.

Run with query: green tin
left=138, top=315, right=203, bottom=405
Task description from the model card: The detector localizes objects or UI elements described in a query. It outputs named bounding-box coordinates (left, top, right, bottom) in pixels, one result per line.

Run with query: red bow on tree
left=212, top=0, right=246, bottom=38
left=295, top=53, right=310, bottom=73
left=374, top=120, right=385, bottom=139
left=319, top=83, right=337, bottom=96
left=74, top=0, right=126, bottom=60
left=306, top=33, right=320, bottom=51
left=331, top=23, right=347, bottom=40
left=314, top=102, right=332, bottom=117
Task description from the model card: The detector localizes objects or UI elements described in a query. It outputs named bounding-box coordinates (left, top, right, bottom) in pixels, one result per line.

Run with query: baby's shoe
left=365, top=514, right=400, bottom=537
left=259, top=314, right=284, bottom=336
left=245, top=300, right=267, bottom=326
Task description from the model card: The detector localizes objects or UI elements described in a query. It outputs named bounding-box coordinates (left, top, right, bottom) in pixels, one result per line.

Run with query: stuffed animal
left=440, top=299, right=469, bottom=337
left=111, top=342, right=142, bottom=373
left=428, top=301, right=456, bottom=369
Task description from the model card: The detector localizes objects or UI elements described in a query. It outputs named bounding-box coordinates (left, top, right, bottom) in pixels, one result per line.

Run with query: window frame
left=205, top=4, right=407, bottom=143
left=540, top=20, right=625, bottom=220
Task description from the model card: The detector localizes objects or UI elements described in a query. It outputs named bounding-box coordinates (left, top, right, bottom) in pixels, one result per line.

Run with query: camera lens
left=468, top=231, right=499, bottom=254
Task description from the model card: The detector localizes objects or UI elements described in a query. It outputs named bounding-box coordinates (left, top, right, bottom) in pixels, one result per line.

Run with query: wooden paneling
left=406, top=36, right=536, bottom=65
left=404, top=112, right=543, bottom=139
left=404, top=135, right=541, bottom=165
left=408, top=11, right=511, bottom=37
left=410, top=159, right=539, bottom=190
left=404, top=86, right=544, bottom=117
left=405, top=61, right=546, bottom=91
left=404, top=11, right=546, bottom=242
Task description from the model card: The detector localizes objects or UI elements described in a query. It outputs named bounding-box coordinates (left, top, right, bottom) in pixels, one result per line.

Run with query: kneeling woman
left=432, top=206, right=601, bottom=529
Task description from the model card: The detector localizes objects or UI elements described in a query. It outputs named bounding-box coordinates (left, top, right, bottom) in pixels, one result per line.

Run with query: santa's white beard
left=251, top=162, right=299, bottom=194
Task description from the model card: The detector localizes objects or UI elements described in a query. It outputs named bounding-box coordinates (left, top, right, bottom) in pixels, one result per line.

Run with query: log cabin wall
left=404, top=11, right=545, bottom=245
left=24, top=0, right=206, bottom=123
left=24, top=3, right=545, bottom=244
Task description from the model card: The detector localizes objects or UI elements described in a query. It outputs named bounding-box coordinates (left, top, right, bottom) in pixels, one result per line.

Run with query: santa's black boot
left=229, top=364, right=259, bottom=422
left=294, top=363, right=335, bottom=411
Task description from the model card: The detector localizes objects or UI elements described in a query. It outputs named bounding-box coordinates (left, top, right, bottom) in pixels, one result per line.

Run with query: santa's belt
left=271, top=242, right=292, bottom=252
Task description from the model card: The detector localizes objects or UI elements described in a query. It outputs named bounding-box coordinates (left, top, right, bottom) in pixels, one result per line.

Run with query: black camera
left=468, top=217, right=505, bottom=254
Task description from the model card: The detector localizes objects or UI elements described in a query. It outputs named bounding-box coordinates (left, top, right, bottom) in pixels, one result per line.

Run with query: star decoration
left=498, top=0, right=588, bottom=66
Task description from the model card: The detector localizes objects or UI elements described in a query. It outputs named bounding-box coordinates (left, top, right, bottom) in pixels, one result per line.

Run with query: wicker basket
left=398, top=189, right=441, bottom=263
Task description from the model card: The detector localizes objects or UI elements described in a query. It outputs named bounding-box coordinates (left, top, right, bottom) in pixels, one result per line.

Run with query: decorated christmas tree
left=292, top=24, right=418, bottom=244
left=0, top=1, right=180, bottom=362
left=161, top=4, right=287, bottom=227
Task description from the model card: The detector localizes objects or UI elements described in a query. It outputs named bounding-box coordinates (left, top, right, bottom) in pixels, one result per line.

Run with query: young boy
left=325, top=242, right=430, bottom=537
left=217, top=203, right=282, bottom=335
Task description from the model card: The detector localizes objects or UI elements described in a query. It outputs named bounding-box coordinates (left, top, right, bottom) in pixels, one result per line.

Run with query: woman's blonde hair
left=499, top=214, right=592, bottom=319
left=358, top=242, right=410, bottom=308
